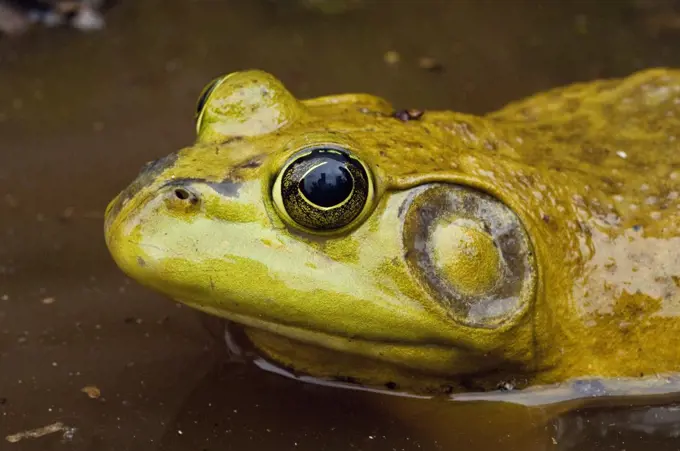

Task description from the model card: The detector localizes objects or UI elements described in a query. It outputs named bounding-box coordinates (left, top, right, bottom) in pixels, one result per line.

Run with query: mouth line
left=183, top=300, right=457, bottom=355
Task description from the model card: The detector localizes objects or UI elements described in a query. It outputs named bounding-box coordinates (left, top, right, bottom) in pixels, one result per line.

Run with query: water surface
left=2, top=1, right=680, bottom=449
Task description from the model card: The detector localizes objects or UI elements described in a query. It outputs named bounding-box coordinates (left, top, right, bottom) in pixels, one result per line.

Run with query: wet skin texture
left=105, top=68, right=680, bottom=395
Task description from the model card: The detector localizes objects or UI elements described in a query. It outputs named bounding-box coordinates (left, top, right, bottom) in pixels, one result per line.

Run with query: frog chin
left=179, top=299, right=502, bottom=383
left=235, top=322, right=513, bottom=396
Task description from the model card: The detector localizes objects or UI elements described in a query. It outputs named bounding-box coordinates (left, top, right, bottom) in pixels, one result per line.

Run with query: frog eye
left=195, top=76, right=224, bottom=128
left=272, top=146, right=373, bottom=231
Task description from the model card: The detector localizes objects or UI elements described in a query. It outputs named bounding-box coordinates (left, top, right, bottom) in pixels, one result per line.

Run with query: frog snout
left=104, top=193, right=126, bottom=249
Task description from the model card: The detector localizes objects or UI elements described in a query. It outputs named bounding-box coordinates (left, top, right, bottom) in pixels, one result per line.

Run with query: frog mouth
left=188, top=300, right=451, bottom=351
left=182, top=300, right=470, bottom=375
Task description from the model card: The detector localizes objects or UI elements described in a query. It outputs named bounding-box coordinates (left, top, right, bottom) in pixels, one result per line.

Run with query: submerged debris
left=383, top=50, right=400, bottom=65
left=0, top=0, right=107, bottom=36
left=0, top=2, right=29, bottom=35
left=80, top=385, right=101, bottom=399
left=5, top=421, right=76, bottom=443
left=417, top=56, right=445, bottom=73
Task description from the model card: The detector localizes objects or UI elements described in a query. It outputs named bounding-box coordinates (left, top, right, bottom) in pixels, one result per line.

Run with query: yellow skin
left=105, top=68, right=680, bottom=400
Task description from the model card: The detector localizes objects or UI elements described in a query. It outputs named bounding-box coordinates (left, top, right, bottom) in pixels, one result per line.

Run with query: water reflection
left=157, top=345, right=680, bottom=451
left=554, top=402, right=680, bottom=451
left=156, top=359, right=553, bottom=451
left=193, top=319, right=680, bottom=450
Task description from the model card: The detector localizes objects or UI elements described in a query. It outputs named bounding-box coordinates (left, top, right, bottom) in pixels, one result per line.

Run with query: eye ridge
left=194, top=75, right=227, bottom=133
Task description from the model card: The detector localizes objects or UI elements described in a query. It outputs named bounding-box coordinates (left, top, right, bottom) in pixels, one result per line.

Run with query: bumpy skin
left=105, top=68, right=680, bottom=395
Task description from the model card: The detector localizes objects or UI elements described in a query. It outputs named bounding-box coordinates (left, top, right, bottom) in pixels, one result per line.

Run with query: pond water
left=1, top=1, right=680, bottom=450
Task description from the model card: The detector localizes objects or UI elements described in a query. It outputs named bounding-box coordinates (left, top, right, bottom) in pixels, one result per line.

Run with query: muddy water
left=1, top=1, right=680, bottom=450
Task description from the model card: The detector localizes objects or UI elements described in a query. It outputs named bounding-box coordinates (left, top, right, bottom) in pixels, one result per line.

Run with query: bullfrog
left=104, top=68, right=680, bottom=404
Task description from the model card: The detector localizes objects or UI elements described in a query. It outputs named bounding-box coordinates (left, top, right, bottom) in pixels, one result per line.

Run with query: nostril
left=174, top=188, right=190, bottom=200
left=173, top=187, right=200, bottom=205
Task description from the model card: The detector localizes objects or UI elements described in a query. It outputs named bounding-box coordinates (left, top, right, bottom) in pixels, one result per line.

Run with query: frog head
left=104, top=70, right=570, bottom=394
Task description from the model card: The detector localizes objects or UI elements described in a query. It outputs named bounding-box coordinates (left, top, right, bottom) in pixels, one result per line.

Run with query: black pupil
left=299, top=157, right=353, bottom=208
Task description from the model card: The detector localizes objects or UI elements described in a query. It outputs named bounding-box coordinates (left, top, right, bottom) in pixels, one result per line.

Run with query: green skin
left=105, top=68, right=680, bottom=401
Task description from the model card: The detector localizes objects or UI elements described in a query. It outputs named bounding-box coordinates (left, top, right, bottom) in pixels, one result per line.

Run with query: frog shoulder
left=487, top=68, right=680, bottom=166
left=488, top=68, right=680, bottom=124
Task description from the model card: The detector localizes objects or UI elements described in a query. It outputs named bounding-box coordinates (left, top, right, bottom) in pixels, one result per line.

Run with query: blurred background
left=1, top=1, right=680, bottom=450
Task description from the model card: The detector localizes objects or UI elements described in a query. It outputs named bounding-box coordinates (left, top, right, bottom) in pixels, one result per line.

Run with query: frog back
left=488, top=68, right=680, bottom=231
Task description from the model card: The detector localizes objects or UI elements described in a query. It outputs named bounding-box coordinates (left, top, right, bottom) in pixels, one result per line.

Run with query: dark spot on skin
left=456, top=121, right=475, bottom=136
left=137, top=256, right=146, bottom=267
left=0, top=397, right=6, bottom=405
left=222, top=136, right=244, bottom=145
left=484, top=140, right=498, bottom=151
left=237, top=158, right=263, bottom=169
left=582, top=145, right=610, bottom=165
left=599, top=177, right=616, bottom=188
left=385, top=381, right=398, bottom=390
left=165, top=178, right=197, bottom=187
left=472, top=221, right=489, bottom=236
left=519, top=107, right=537, bottom=121
left=208, top=180, right=242, bottom=198
left=392, top=109, right=425, bottom=121
left=214, top=137, right=245, bottom=154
